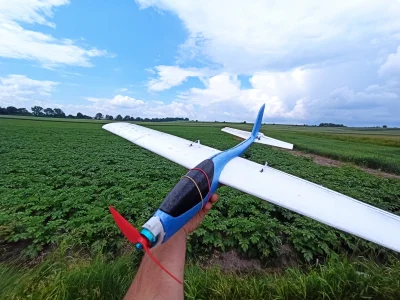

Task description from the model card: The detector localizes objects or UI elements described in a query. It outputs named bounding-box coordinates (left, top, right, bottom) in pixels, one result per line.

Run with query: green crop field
left=1, top=118, right=400, bottom=299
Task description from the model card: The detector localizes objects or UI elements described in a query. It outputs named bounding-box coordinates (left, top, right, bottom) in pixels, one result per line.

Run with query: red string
left=143, top=245, right=183, bottom=284
left=110, top=207, right=183, bottom=284
left=190, top=167, right=211, bottom=201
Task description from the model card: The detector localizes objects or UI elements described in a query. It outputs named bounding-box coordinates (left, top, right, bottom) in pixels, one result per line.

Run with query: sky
left=0, top=0, right=400, bottom=126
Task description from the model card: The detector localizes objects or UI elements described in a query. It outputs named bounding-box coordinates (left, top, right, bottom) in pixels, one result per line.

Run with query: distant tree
left=195, top=120, right=198, bottom=122
left=383, top=125, right=388, bottom=128
left=6, top=106, right=18, bottom=114
left=95, top=113, right=103, bottom=120
left=123, top=115, right=131, bottom=121
left=67, top=114, right=74, bottom=118
left=53, top=108, right=65, bottom=118
left=16, top=108, right=31, bottom=116
left=135, top=117, right=143, bottom=121
left=76, top=112, right=84, bottom=118
left=116, top=114, right=122, bottom=120
left=319, top=123, right=346, bottom=127
left=243, top=121, right=246, bottom=124
left=0, top=107, right=7, bottom=114
left=31, top=106, right=44, bottom=116
left=108, top=115, right=114, bottom=120
left=130, top=117, right=135, bottom=121
left=44, top=108, right=55, bottom=116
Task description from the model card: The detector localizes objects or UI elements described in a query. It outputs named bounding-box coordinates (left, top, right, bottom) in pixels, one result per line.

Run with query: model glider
left=103, top=104, right=400, bottom=284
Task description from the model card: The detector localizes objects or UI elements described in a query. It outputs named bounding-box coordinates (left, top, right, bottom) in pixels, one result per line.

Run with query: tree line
left=318, top=122, right=346, bottom=127
left=0, top=106, right=189, bottom=122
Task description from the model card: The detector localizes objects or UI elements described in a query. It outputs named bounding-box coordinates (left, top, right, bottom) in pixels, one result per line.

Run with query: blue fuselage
left=146, top=104, right=265, bottom=245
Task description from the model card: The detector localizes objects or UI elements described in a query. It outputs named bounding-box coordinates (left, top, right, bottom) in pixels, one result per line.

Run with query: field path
left=283, top=149, right=400, bottom=180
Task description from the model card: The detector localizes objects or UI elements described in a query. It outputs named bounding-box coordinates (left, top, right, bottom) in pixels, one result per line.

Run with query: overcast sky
left=1, top=0, right=399, bottom=126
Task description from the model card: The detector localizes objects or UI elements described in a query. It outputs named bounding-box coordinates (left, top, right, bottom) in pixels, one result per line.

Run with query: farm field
left=0, top=118, right=400, bottom=299
left=2, top=114, right=399, bottom=174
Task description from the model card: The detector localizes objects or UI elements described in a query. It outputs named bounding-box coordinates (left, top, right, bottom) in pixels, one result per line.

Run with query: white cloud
left=379, top=46, right=400, bottom=76
left=177, top=68, right=400, bottom=125
left=84, top=95, right=194, bottom=118
left=180, top=73, right=241, bottom=105
left=180, top=69, right=311, bottom=118
left=0, top=0, right=110, bottom=68
left=0, top=74, right=58, bottom=107
left=137, top=0, right=400, bottom=73
left=87, top=95, right=144, bottom=109
left=136, top=0, right=400, bottom=125
left=299, top=81, right=400, bottom=125
left=109, top=95, right=144, bottom=107
left=0, top=73, right=194, bottom=118
left=0, top=0, right=66, bottom=27
left=147, top=65, right=208, bottom=91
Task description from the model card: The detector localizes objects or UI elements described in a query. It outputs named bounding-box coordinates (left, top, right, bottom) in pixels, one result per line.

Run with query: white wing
left=103, top=122, right=400, bottom=252
left=221, top=127, right=293, bottom=149
left=103, top=123, right=220, bottom=169
left=219, top=157, right=400, bottom=252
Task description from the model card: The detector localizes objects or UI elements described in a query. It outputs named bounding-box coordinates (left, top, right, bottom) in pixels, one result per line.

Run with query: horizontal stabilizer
left=221, top=127, right=293, bottom=150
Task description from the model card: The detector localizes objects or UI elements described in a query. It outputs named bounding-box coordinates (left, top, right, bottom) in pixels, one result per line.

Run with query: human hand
left=182, top=194, right=219, bottom=235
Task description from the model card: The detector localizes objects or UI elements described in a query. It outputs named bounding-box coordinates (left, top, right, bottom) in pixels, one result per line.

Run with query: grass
left=1, top=249, right=400, bottom=299
left=209, top=123, right=400, bottom=174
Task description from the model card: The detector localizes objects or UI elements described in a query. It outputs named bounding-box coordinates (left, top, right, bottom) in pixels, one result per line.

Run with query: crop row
left=0, top=119, right=399, bottom=264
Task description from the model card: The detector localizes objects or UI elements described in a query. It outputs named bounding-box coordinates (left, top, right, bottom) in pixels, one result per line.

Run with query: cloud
left=379, top=46, right=400, bottom=76
left=179, top=73, right=241, bottom=105
left=0, top=0, right=110, bottom=68
left=0, top=73, right=194, bottom=118
left=177, top=68, right=400, bottom=125
left=103, top=95, right=144, bottom=108
left=84, top=95, right=194, bottom=118
left=299, top=81, right=400, bottom=125
left=180, top=69, right=311, bottom=118
left=147, top=65, right=208, bottom=91
left=0, top=74, right=58, bottom=107
left=137, top=0, right=400, bottom=73
left=136, top=0, right=400, bottom=125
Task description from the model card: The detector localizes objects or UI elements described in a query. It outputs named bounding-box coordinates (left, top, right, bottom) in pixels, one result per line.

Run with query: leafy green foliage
left=0, top=119, right=399, bottom=264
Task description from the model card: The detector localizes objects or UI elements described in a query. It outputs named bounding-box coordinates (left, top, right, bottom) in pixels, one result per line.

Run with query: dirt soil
left=205, top=250, right=263, bottom=272
left=284, top=149, right=400, bottom=180
left=233, top=136, right=399, bottom=179
left=203, top=244, right=299, bottom=273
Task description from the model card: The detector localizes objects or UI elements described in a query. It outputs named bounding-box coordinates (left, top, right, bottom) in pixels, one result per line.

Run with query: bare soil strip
left=284, top=149, right=400, bottom=180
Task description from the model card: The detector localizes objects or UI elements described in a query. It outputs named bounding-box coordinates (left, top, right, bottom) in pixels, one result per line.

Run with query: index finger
left=210, top=194, right=219, bottom=203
